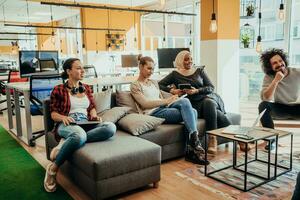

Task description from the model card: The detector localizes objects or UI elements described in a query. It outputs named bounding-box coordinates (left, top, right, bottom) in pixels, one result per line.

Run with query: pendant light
left=107, top=9, right=112, bottom=52
left=50, top=5, right=55, bottom=44
left=209, top=0, right=217, bottom=33
left=256, top=0, right=262, bottom=53
left=95, top=31, right=99, bottom=54
left=159, top=0, right=166, bottom=9
left=278, top=0, right=285, bottom=22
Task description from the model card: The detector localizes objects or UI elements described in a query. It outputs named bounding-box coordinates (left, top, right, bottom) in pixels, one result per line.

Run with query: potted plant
left=241, top=33, right=250, bottom=48
left=246, top=4, right=255, bottom=16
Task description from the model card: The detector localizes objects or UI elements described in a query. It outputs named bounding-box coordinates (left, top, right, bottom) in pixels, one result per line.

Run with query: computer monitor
left=121, top=54, right=139, bottom=68
left=19, top=51, right=59, bottom=77
left=157, top=48, right=190, bottom=68
left=39, top=59, right=57, bottom=72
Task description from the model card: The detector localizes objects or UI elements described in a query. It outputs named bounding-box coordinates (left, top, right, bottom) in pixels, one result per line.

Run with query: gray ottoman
left=60, top=131, right=161, bottom=200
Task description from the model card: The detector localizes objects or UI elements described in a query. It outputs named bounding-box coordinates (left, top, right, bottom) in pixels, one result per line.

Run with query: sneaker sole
left=185, top=157, right=210, bottom=165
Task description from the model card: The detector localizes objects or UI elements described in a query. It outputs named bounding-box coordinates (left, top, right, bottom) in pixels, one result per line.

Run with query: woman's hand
left=183, top=87, right=199, bottom=95
left=170, top=88, right=184, bottom=96
left=90, top=115, right=103, bottom=122
left=164, top=95, right=178, bottom=105
left=61, top=116, right=75, bottom=126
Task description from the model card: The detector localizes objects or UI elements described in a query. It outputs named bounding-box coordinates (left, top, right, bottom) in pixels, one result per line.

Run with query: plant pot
left=243, top=43, right=250, bottom=48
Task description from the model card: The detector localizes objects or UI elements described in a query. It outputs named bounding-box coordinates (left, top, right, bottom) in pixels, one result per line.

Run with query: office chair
left=0, top=70, right=28, bottom=114
left=29, top=74, right=62, bottom=146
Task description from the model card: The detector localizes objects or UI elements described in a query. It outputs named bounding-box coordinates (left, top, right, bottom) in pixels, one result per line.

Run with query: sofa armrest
left=226, top=113, right=241, bottom=125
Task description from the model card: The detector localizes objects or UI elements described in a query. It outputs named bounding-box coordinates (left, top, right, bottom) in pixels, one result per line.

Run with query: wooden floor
left=0, top=100, right=298, bottom=200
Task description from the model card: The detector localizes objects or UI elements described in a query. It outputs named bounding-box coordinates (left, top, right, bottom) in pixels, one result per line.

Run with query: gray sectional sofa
left=44, top=93, right=241, bottom=200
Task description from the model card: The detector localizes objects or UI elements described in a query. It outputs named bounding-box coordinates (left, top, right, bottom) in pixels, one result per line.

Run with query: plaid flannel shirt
left=50, top=83, right=96, bottom=140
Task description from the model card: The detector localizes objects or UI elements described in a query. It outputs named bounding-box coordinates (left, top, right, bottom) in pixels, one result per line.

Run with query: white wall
left=201, top=40, right=240, bottom=113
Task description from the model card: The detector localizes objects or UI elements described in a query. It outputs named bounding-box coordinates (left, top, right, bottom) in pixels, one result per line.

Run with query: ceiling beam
left=0, top=38, right=35, bottom=41
left=0, top=32, right=53, bottom=36
left=40, top=1, right=196, bottom=16
left=4, top=23, right=125, bottom=31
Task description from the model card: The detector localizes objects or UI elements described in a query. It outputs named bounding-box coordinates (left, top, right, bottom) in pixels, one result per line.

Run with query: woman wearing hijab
left=159, top=50, right=231, bottom=154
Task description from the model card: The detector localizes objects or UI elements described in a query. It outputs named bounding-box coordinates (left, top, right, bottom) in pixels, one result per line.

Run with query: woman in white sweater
left=130, top=55, right=208, bottom=165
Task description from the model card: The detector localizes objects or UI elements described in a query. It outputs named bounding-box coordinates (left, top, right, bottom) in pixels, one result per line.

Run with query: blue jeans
left=150, top=98, right=198, bottom=135
left=55, top=113, right=116, bottom=166
left=292, top=172, right=300, bottom=200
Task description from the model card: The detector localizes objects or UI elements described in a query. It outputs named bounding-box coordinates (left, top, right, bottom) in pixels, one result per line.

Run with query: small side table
left=204, top=127, right=293, bottom=191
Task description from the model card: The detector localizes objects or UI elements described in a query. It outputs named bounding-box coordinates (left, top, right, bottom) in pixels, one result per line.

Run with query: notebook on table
left=222, top=109, right=267, bottom=135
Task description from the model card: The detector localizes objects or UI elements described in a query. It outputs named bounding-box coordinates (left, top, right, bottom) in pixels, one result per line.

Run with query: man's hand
left=274, top=71, right=285, bottom=83
left=183, top=87, right=198, bottom=95
left=61, top=116, right=75, bottom=126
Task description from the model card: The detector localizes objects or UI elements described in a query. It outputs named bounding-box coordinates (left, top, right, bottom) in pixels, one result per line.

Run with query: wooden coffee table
left=204, top=127, right=293, bottom=191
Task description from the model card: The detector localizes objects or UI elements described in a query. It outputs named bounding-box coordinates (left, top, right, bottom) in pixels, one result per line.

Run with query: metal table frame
left=204, top=132, right=293, bottom=192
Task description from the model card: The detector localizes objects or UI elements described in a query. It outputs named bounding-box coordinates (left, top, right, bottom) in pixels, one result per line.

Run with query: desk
left=6, top=75, right=164, bottom=146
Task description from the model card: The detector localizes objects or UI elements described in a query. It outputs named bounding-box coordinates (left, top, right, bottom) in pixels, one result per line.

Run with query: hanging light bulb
left=60, top=39, right=63, bottom=53
left=82, top=43, right=87, bottom=54
left=11, top=43, right=18, bottom=54
left=159, top=0, right=166, bottom=9
left=278, top=1, right=285, bottom=22
left=256, top=0, right=262, bottom=53
left=209, top=0, right=217, bottom=33
left=210, top=13, right=217, bottom=33
left=256, top=36, right=262, bottom=53
left=134, top=37, right=137, bottom=49
left=51, top=31, right=55, bottom=44
left=108, top=43, right=112, bottom=52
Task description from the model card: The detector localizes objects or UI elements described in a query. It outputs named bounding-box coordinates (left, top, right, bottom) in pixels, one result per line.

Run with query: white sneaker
left=44, top=162, right=57, bottom=192
left=50, top=138, right=65, bottom=161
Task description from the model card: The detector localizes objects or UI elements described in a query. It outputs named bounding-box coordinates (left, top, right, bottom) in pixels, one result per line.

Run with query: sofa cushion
left=99, top=107, right=130, bottom=123
left=118, top=113, right=165, bottom=136
left=93, top=90, right=112, bottom=114
left=69, top=131, right=161, bottom=181
left=115, top=90, right=138, bottom=113
left=139, top=119, right=206, bottom=146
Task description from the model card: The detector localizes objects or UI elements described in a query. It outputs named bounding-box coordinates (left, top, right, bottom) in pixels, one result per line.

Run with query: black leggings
left=258, top=101, right=300, bottom=129
left=192, top=98, right=230, bottom=131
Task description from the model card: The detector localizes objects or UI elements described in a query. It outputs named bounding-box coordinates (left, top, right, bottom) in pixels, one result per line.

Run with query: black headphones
left=65, top=81, right=86, bottom=95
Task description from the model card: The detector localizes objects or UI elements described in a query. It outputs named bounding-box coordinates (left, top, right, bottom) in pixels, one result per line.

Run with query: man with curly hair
left=259, top=48, right=300, bottom=150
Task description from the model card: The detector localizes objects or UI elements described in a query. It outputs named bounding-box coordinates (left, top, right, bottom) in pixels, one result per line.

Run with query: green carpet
left=0, top=125, right=73, bottom=200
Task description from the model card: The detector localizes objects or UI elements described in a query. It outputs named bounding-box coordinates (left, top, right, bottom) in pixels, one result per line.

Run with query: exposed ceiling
left=0, top=0, right=195, bottom=34
left=0, top=0, right=160, bottom=23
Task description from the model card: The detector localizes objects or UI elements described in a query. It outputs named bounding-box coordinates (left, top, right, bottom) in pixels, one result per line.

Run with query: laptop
left=70, top=121, right=101, bottom=125
left=222, top=109, right=267, bottom=135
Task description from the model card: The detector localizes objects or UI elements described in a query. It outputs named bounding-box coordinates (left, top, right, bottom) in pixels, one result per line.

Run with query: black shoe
left=189, top=132, right=205, bottom=153
left=264, top=139, right=275, bottom=151
left=185, top=145, right=209, bottom=165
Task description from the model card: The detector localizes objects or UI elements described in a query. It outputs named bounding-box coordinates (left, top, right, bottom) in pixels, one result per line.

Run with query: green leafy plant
left=241, top=33, right=250, bottom=48
left=246, top=4, right=255, bottom=16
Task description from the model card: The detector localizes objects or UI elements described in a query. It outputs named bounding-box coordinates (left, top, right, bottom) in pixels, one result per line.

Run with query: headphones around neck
left=65, top=81, right=86, bottom=95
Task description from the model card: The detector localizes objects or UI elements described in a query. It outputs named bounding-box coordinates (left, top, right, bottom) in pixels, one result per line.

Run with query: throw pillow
left=93, top=90, right=112, bottom=114
left=99, top=107, right=131, bottom=123
left=115, top=90, right=138, bottom=113
left=118, top=113, right=165, bottom=136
